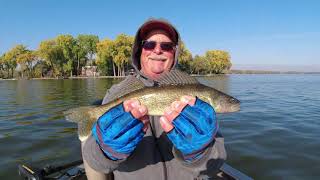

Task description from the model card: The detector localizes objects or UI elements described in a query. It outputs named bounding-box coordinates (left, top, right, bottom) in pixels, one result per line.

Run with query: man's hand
left=92, top=99, right=149, bottom=160
left=160, top=95, right=218, bottom=161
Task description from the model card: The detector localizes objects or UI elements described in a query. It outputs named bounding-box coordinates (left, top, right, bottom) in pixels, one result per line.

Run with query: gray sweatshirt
left=82, top=74, right=227, bottom=180
left=82, top=18, right=227, bottom=180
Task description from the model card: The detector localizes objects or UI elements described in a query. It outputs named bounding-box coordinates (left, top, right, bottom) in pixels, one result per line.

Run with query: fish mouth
left=226, top=98, right=240, bottom=112
left=230, top=104, right=240, bottom=112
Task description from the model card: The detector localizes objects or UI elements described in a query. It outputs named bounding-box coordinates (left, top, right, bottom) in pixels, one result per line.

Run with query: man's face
left=140, top=30, right=175, bottom=80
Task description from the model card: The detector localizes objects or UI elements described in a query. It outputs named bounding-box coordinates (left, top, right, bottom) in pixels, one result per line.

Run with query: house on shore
left=81, top=66, right=99, bottom=77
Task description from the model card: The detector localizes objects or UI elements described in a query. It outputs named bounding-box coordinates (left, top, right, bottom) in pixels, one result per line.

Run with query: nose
left=153, top=44, right=162, bottom=54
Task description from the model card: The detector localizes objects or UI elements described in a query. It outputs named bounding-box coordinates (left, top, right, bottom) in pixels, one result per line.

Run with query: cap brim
left=139, top=20, right=178, bottom=43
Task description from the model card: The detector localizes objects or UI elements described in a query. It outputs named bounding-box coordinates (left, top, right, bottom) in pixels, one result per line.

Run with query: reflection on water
left=0, top=78, right=122, bottom=179
left=1, top=75, right=320, bottom=180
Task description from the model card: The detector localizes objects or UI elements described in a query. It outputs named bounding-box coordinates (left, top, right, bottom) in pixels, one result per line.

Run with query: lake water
left=0, top=74, right=319, bottom=180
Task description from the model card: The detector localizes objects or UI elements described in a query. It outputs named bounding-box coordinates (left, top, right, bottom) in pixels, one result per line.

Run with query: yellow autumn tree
left=112, top=34, right=134, bottom=76
left=37, top=39, right=64, bottom=77
left=96, top=38, right=114, bottom=76
left=3, top=45, right=26, bottom=78
left=205, top=50, right=232, bottom=74
left=16, top=50, right=37, bottom=78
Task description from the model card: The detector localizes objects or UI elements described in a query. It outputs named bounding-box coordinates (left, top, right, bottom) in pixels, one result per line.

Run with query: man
left=82, top=18, right=226, bottom=180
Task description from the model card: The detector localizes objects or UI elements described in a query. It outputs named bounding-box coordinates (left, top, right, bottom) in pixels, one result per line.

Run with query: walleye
left=64, top=70, right=240, bottom=141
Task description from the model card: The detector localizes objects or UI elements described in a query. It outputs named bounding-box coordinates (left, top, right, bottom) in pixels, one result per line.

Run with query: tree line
left=0, top=34, right=232, bottom=79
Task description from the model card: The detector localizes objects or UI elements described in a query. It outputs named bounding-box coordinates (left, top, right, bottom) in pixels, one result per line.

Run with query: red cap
left=139, top=19, right=178, bottom=43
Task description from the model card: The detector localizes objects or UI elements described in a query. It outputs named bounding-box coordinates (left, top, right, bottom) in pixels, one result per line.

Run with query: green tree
left=0, top=54, right=5, bottom=78
left=37, top=39, right=64, bottom=77
left=96, top=34, right=134, bottom=76
left=77, top=34, right=99, bottom=66
left=191, top=55, right=207, bottom=74
left=72, top=41, right=86, bottom=76
left=56, top=35, right=76, bottom=77
left=33, top=60, right=50, bottom=78
left=177, top=41, right=193, bottom=73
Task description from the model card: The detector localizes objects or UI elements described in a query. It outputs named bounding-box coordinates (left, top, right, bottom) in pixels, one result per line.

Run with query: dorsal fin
left=156, top=70, right=199, bottom=86
left=104, top=75, right=145, bottom=103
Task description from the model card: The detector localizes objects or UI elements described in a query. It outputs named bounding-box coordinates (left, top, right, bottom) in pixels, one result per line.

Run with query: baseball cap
left=139, top=19, right=178, bottom=43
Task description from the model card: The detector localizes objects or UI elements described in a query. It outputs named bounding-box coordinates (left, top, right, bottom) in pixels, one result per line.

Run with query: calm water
left=1, top=75, right=320, bottom=180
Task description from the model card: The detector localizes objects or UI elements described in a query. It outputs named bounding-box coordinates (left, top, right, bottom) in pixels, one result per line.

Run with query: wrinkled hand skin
left=159, top=95, right=197, bottom=132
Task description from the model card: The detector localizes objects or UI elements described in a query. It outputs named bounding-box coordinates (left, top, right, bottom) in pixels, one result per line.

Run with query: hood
left=131, top=18, right=181, bottom=79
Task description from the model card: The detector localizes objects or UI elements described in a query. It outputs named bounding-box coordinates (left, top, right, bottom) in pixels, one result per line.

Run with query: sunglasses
left=141, top=40, right=176, bottom=51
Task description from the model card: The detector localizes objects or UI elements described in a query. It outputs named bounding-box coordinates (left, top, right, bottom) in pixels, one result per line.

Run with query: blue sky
left=1, top=0, right=319, bottom=66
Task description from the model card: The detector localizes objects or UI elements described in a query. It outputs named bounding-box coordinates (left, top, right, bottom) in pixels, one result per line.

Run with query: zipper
left=150, top=117, right=168, bottom=180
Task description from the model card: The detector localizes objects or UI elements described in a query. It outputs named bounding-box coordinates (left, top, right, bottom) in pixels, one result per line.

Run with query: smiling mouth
left=149, top=58, right=166, bottom=61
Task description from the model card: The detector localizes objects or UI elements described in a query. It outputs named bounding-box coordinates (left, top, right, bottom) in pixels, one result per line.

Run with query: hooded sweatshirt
left=82, top=18, right=226, bottom=180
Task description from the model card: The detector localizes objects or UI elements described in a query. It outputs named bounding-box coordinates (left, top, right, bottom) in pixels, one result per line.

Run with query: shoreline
left=1, top=70, right=320, bottom=81
left=0, top=76, right=126, bottom=81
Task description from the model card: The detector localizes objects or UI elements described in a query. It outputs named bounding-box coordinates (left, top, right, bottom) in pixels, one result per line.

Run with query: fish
left=64, top=70, right=240, bottom=141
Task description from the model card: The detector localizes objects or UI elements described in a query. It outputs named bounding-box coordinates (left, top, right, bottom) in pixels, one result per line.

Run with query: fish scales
left=64, top=70, right=240, bottom=141
left=66, top=83, right=240, bottom=141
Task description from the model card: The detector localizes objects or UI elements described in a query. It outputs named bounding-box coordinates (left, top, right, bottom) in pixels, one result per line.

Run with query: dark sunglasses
left=141, top=40, right=176, bottom=51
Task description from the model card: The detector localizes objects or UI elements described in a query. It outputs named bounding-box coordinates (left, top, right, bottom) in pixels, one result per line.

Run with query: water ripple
left=1, top=75, right=320, bottom=179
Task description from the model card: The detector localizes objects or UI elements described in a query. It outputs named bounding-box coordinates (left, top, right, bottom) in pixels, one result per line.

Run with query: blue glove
left=92, top=103, right=144, bottom=160
left=167, top=98, right=218, bottom=162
